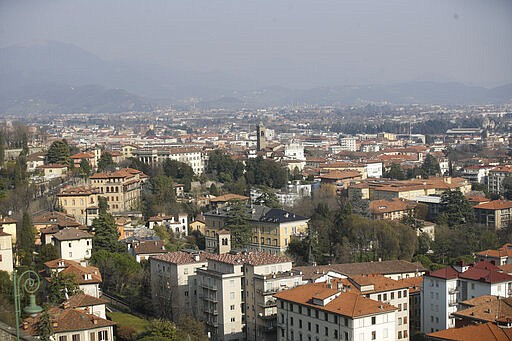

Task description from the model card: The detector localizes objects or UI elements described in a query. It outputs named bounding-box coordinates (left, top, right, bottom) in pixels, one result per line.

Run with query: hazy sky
left=1, top=0, right=511, bottom=88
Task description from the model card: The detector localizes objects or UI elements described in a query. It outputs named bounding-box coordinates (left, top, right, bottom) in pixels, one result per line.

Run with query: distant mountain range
left=0, top=41, right=510, bottom=114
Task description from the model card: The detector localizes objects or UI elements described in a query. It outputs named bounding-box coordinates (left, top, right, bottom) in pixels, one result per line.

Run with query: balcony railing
left=448, top=287, right=459, bottom=294
left=258, top=300, right=277, bottom=308
left=448, top=300, right=458, bottom=307
left=257, top=288, right=279, bottom=295
left=201, top=283, right=218, bottom=290
left=204, top=296, right=219, bottom=303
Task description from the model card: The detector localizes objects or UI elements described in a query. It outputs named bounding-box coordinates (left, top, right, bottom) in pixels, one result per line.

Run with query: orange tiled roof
left=370, top=198, right=416, bottom=214
left=274, top=282, right=397, bottom=318
left=426, top=322, right=512, bottom=340
left=474, top=200, right=512, bottom=211
left=210, top=193, right=250, bottom=202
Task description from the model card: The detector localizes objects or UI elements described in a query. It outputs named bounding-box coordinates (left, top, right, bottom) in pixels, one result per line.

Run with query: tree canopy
left=224, top=201, right=251, bottom=249
left=46, top=140, right=71, bottom=166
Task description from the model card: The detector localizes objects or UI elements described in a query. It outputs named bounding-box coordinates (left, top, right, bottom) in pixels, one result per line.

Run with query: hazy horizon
left=1, top=0, right=511, bottom=90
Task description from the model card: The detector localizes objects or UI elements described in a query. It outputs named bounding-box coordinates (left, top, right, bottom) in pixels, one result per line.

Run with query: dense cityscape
left=1, top=1, right=511, bottom=341
left=0, top=101, right=511, bottom=341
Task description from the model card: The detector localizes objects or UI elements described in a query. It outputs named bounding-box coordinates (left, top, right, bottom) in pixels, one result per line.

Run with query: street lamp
left=13, top=269, right=43, bottom=341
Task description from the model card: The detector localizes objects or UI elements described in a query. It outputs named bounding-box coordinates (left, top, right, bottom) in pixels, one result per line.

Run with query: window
left=398, top=291, right=402, bottom=298
left=371, top=331, right=376, bottom=340
left=371, top=316, right=376, bottom=325
left=72, top=335, right=80, bottom=341
left=334, top=330, right=338, bottom=339
left=98, top=331, right=108, bottom=341
left=308, top=322, right=311, bottom=331
left=398, top=317, right=402, bottom=325
left=89, top=333, right=96, bottom=341
left=299, top=319, right=302, bottom=328
left=398, top=331, right=402, bottom=339
left=383, top=293, right=387, bottom=301
left=231, top=317, right=235, bottom=322
left=403, top=289, right=407, bottom=297
left=344, top=317, right=349, bottom=327
left=325, top=312, right=329, bottom=321
left=404, top=330, right=408, bottom=338
left=404, top=317, right=408, bottom=324
left=59, top=337, right=68, bottom=341
left=230, top=305, right=235, bottom=311
left=315, top=310, right=319, bottom=318
left=398, top=303, right=402, bottom=311
left=68, top=242, right=72, bottom=248
left=325, top=327, right=328, bottom=336
left=391, top=292, right=395, bottom=300
left=290, top=317, right=294, bottom=326
left=230, top=292, right=235, bottom=299
left=404, top=303, right=408, bottom=310
left=378, top=294, right=382, bottom=301
left=184, top=268, right=189, bottom=274
left=184, top=291, right=188, bottom=296
left=69, top=252, right=73, bottom=257
left=316, top=324, right=319, bottom=333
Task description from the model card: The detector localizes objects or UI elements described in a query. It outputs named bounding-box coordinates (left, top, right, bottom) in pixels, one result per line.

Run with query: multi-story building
left=421, top=261, right=512, bottom=334
left=57, top=186, right=100, bottom=226
left=274, top=281, right=397, bottom=341
left=0, top=227, right=13, bottom=274
left=43, top=258, right=103, bottom=298
left=487, top=165, right=512, bottom=194
left=150, top=250, right=210, bottom=321
left=197, top=251, right=299, bottom=341
left=204, top=205, right=309, bottom=254
left=339, top=136, right=357, bottom=151
left=473, top=200, right=512, bottom=230
left=132, top=147, right=205, bottom=174
left=89, top=167, right=148, bottom=214
left=52, top=227, right=93, bottom=262
left=476, top=243, right=512, bottom=266
left=0, top=216, right=17, bottom=244
left=342, top=274, right=411, bottom=341
left=370, top=198, right=417, bottom=220
left=147, top=213, right=189, bottom=236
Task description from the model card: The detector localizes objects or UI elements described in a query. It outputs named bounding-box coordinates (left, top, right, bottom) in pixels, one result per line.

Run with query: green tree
left=176, top=316, right=208, bottom=341
left=37, top=307, right=53, bottom=341
left=17, top=211, right=36, bottom=266
left=47, top=271, right=81, bottom=304
left=146, top=319, right=178, bottom=340
left=385, top=163, right=405, bottom=180
left=35, top=244, right=59, bottom=271
left=142, top=175, right=177, bottom=218
left=209, top=183, right=219, bottom=196
left=254, top=189, right=281, bottom=208
left=437, top=190, right=475, bottom=227
left=224, top=201, right=251, bottom=249
left=98, top=151, right=115, bottom=172
left=0, top=131, right=5, bottom=167
left=421, top=154, right=441, bottom=178
left=92, top=197, right=123, bottom=253
left=46, top=140, right=70, bottom=165
left=78, top=158, right=92, bottom=178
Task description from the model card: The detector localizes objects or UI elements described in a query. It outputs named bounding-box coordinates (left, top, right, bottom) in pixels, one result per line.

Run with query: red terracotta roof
left=474, top=200, right=512, bottom=211
left=426, top=322, right=512, bottom=341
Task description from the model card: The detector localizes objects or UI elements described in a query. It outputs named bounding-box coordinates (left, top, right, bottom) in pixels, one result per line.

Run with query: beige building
left=57, top=186, right=100, bottom=226
left=90, top=167, right=148, bottom=213
left=0, top=216, right=17, bottom=244
left=23, top=306, right=115, bottom=341
left=43, top=258, right=103, bottom=298
left=370, top=198, right=417, bottom=220
left=204, top=205, right=309, bottom=254
left=0, top=228, right=13, bottom=274
left=474, top=200, right=512, bottom=230
left=37, top=163, right=68, bottom=178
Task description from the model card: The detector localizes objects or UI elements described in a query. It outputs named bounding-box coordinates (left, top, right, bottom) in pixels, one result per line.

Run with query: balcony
left=206, top=319, right=219, bottom=327
left=258, top=313, right=277, bottom=320
left=448, top=287, right=459, bottom=295
left=204, top=296, right=219, bottom=303
left=258, top=300, right=277, bottom=308
left=257, top=288, right=279, bottom=295
left=448, top=300, right=458, bottom=307
left=204, top=308, right=218, bottom=315
left=201, top=283, right=218, bottom=290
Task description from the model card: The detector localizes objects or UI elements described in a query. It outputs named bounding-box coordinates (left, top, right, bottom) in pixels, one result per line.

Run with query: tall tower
left=256, top=123, right=267, bottom=151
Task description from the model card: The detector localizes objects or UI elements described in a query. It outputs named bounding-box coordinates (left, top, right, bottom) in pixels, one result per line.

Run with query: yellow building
left=89, top=167, right=148, bottom=213
left=204, top=205, right=309, bottom=254
left=57, top=186, right=100, bottom=226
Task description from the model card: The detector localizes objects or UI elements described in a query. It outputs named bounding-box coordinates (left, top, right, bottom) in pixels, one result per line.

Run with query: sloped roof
left=53, top=227, right=92, bottom=241
left=274, top=282, right=397, bottom=318
left=426, top=322, right=512, bottom=341
left=474, top=200, right=512, bottom=211
left=64, top=293, right=108, bottom=308
left=23, top=307, right=115, bottom=335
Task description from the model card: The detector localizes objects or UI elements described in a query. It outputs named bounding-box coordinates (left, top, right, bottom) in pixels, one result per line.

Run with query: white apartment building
left=284, top=142, right=306, bottom=161
left=344, top=275, right=411, bottom=341
left=366, top=162, right=383, bottom=178
left=487, top=165, right=512, bottom=194
left=461, top=165, right=493, bottom=184
left=150, top=251, right=209, bottom=321
left=421, top=261, right=512, bottom=334
left=275, top=281, right=397, bottom=341
left=148, top=213, right=189, bottom=236
left=133, top=147, right=206, bottom=174
left=52, top=228, right=93, bottom=262
left=339, top=137, right=357, bottom=152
